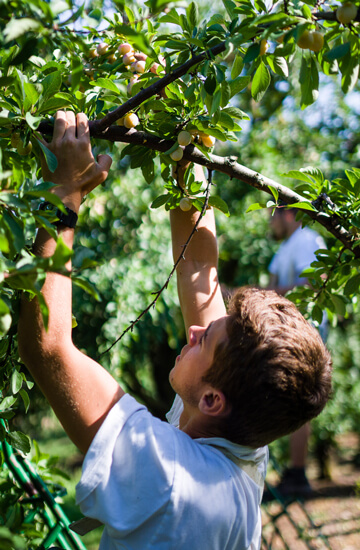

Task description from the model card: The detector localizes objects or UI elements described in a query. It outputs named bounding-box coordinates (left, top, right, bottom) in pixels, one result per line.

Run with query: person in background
left=267, top=205, right=327, bottom=498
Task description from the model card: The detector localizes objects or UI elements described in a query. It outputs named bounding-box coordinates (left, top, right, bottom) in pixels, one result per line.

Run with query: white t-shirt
left=268, top=226, right=325, bottom=288
left=76, top=394, right=268, bottom=550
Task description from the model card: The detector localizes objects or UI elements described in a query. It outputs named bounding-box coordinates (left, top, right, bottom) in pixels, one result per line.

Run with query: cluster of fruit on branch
left=296, top=2, right=358, bottom=52
left=91, top=42, right=217, bottom=164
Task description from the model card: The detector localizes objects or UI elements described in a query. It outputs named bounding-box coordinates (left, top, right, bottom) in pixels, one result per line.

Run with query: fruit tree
left=1, top=0, right=360, bottom=541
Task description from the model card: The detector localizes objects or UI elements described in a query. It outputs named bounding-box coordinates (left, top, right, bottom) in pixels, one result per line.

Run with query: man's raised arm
left=170, top=164, right=226, bottom=337
left=18, top=111, right=124, bottom=454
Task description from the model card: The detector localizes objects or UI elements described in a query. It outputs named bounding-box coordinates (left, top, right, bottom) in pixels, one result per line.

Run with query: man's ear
left=198, top=389, right=230, bottom=418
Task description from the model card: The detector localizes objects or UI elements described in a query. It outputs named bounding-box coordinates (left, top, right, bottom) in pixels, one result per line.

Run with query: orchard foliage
left=0, top=0, right=360, bottom=481
left=0, top=0, right=359, bottom=542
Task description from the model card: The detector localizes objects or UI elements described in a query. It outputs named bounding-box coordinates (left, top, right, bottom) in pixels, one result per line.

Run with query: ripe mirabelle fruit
left=97, top=42, right=109, bottom=56
left=127, top=75, right=139, bottom=94
left=118, top=43, right=133, bottom=55
left=179, top=197, right=192, bottom=211
left=201, top=134, right=216, bottom=148
left=123, top=52, right=136, bottom=65
left=107, top=53, right=117, bottom=64
left=297, top=30, right=314, bottom=50
left=170, top=147, right=184, bottom=161
left=134, top=52, right=147, bottom=62
left=177, top=130, right=192, bottom=146
left=116, top=118, right=125, bottom=126
left=336, top=2, right=358, bottom=24
left=88, top=48, right=98, bottom=59
left=124, top=113, right=139, bottom=129
left=260, top=39, right=269, bottom=56
left=310, top=31, right=324, bottom=52
left=17, top=141, right=32, bottom=156
left=134, top=60, right=146, bottom=73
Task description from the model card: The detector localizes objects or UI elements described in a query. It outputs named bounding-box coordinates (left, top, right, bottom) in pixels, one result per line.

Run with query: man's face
left=270, top=210, right=288, bottom=240
left=169, top=316, right=228, bottom=408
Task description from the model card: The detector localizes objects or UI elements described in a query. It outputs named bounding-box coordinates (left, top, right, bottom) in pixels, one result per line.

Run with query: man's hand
left=40, top=111, right=112, bottom=212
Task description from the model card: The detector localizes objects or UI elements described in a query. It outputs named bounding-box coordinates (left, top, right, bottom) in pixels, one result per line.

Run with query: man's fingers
left=52, top=111, right=67, bottom=141
left=65, top=111, right=76, bottom=139
left=77, top=113, right=89, bottom=140
left=97, top=154, right=112, bottom=181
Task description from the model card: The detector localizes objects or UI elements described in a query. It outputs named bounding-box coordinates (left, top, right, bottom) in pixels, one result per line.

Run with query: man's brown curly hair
left=202, top=287, right=332, bottom=448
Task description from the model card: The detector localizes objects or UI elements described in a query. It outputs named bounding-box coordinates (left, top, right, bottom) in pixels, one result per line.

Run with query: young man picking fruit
left=18, top=111, right=332, bottom=550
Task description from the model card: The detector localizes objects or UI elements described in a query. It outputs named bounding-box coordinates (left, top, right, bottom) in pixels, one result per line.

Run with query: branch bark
left=37, top=120, right=359, bottom=258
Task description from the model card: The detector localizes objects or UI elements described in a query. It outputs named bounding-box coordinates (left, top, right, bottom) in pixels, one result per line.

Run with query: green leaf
left=37, top=97, right=74, bottom=114
left=286, top=201, right=315, bottom=211
left=268, top=186, right=279, bottom=201
left=42, top=71, right=62, bottom=102
left=231, top=54, right=244, bottom=79
left=6, top=431, right=31, bottom=454
left=158, top=9, right=181, bottom=26
left=24, top=81, right=40, bottom=106
left=72, top=276, right=101, bottom=301
left=229, top=76, right=251, bottom=98
left=341, top=56, right=359, bottom=95
left=36, top=139, right=58, bottom=173
left=19, top=389, right=30, bottom=414
left=90, top=78, right=120, bottom=94
left=220, top=82, right=231, bottom=108
left=210, top=90, right=222, bottom=116
left=246, top=203, right=267, bottom=212
left=25, top=112, right=43, bottom=130
left=243, top=43, right=261, bottom=64
left=151, top=194, right=169, bottom=209
left=300, top=56, right=319, bottom=109
left=330, top=294, right=346, bottom=317
left=251, top=61, right=271, bottom=102
left=324, top=42, right=350, bottom=62
left=4, top=18, right=42, bottom=42
left=204, top=75, right=217, bottom=95
left=222, top=106, right=249, bottom=120
left=208, top=196, right=230, bottom=216
left=268, top=56, right=289, bottom=78
left=344, top=274, right=360, bottom=296
left=187, top=2, right=199, bottom=27
left=141, top=160, right=155, bottom=184
left=3, top=211, right=25, bottom=252
left=311, top=304, right=324, bottom=325
left=282, top=170, right=315, bottom=184
left=51, top=237, right=73, bottom=270
left=11, top=370, right=22, bottom=395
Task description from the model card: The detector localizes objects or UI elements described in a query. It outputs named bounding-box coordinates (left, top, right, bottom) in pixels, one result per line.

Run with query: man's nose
left=188, top=325, right=205, bottom=345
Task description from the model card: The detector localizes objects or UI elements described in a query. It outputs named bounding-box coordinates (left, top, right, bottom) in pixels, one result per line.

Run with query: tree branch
left=92, top=41, right=227, bottom=132
left=37, top=120, right=359, bottom=257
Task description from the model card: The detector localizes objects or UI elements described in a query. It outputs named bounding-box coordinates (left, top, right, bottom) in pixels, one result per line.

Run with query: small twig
left=98, top=174, right=212, bottom=359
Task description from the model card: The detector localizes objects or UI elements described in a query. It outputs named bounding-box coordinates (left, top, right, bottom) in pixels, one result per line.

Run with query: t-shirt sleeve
left=76, top=394, right=176, bottom=537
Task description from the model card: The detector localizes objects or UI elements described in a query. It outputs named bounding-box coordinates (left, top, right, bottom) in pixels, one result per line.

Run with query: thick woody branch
left=37, top=121, right=359, bottom=257
left=313, top=9, right=360, bottom=22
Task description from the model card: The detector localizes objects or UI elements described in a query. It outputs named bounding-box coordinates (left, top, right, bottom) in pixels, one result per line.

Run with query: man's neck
left=286, top=222, right=301, bottom=239
left=179, top=407, right=222, bottom=439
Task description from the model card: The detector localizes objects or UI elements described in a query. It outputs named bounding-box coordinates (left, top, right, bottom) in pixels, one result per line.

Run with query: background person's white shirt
left=269, top=226, right=325, bottom=288
left=76, top=393, right=268, bottom=550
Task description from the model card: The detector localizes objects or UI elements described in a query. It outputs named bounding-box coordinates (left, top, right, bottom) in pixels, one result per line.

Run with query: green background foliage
left=1, top=0, right=360, bottom=544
